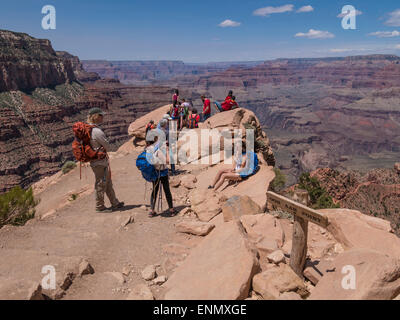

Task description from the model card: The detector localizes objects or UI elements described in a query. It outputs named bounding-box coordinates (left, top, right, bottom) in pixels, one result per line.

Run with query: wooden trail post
left=266, top=190, right=329, bottom=278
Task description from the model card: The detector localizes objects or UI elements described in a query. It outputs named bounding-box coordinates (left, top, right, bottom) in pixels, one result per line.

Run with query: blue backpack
left=240, top=151, right=259, bottom=177
left=136, top=150, right=168, bottom=182
left=250, top=151, right=259, bottom=174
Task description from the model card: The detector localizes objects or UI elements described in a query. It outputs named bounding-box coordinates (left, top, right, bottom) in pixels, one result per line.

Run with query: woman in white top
left=145, top=135, right=175, bottom=217
left=208, top=143, right=248, bottom=192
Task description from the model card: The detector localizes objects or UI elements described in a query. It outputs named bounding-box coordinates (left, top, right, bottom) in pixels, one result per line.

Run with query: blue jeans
left=202, top=113, right=211, bottom=122
left=214, top=102, right=223, bottom=112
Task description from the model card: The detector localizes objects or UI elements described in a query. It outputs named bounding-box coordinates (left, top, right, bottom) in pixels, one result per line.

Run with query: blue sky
left=1, top=0, right=400, bottom=62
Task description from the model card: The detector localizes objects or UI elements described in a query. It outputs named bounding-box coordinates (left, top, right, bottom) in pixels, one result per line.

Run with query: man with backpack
left=86, top=108, right=124, bottom=212
left=187, top=108, right=200, bottom=129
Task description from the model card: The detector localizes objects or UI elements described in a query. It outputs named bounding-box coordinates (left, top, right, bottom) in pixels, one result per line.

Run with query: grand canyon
left=1, top=28, right=400, bottom=301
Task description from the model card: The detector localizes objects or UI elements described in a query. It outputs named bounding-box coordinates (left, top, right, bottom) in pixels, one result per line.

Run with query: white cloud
left=395, top=44, right=400, bottom=50
left=297, top=6, right=314, bottom=13
left=337, top=10, right=362, bottom=18
left=386, top=9, right=400, bottom=27
left=218, top=19, right=241, bottom=28
left=295, top=29, right=335, bottom=39
left=253, top=4, right=294, bottom=17
left=369, top=30, right=400, bottom=38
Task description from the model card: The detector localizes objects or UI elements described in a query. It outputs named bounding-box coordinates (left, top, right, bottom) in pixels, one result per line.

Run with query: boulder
left=141, top=265, right=157, bottom=281
left=240, top=214, right=285, bottom=247
left=176, top=220, right=215, bottom=236
left=319, top=209, right=400, bottom=258
left=267, top=250, right=286, bottom=265
left=128, top=105, right=170, bottom=136
left=152, top=275, right=168, bottom=286
left=252, top=264, right=309, bottom=300
left=195, top=163, right=275, bottom=208
left=190, top=190, right=222, bottom=222
left=310, top=248, right=400, bottom=300
left=164, top=221, right=260, bottom=300
left=255, top=238, right=280, bottom=255
left=222, top=195, right=261, bottom=222
left=126, top=284, right=154, bottom=300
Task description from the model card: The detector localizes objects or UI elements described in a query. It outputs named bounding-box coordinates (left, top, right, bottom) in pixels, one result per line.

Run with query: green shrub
left=270, top=168, right=286, bottom=192
left=298, top=172, right=340, bottom=209
left=0, top=187, right=39, bottom=227
left=62, top=161, right=77, bottom=174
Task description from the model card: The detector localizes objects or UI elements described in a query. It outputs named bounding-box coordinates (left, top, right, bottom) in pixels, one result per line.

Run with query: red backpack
left=72, top=122, right=106, bottom=163
left=172, top=106, right=179, bottom=118
left=187, top=114, right=200, bottom=129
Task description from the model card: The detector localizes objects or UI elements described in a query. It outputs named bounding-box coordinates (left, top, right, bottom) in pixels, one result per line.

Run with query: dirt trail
left=0, top=150, right=200, bottom=300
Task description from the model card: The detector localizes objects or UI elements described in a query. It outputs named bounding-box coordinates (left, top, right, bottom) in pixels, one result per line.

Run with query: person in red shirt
left=222, top=95, right=239, bottom=111
left=214, top=93, right=239, bottom=112
left=170, top=89, right=179, bottom=115
left=201, top=95, right=211, bottom=122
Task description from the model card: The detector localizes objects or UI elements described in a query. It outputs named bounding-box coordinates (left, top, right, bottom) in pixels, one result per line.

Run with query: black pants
left=151, top=175, right=173, bottom=210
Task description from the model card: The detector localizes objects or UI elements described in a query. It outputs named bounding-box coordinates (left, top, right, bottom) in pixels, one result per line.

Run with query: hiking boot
left=112, top=202, right=125, bottom=211
left=96, top=206, right=113, bottom=213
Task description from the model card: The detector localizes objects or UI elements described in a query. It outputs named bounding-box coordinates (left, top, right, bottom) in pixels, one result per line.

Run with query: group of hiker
left=166, top=89, right=240, bottom=130
left=72, top=88, right=256, bottom=217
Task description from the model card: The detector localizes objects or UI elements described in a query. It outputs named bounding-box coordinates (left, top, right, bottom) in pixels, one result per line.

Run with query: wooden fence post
left=290, top=189, right=309, bottom=278
left=290, top=216, right=308, bottom=278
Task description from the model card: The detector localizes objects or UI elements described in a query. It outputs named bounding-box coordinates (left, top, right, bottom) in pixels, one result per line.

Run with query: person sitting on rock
left=145, top=134, right=175, bottom=217
left=87, top=108, right=124, bottom=212
left=208, top=142, right=258, bottom=191
left=214, top=94, right=239, bottom=112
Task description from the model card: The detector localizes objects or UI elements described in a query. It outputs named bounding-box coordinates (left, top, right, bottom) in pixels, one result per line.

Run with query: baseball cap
left=88, top=108, right=105, bottom=116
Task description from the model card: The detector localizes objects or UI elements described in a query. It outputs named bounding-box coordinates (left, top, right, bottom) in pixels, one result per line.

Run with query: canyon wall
left=0, top=31, right=175, bottom=193
left=0, top=30, right=76, bottom=92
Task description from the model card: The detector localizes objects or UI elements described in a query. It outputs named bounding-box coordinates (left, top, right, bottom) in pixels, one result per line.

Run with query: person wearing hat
left=87, top=108, right=124, bottom=213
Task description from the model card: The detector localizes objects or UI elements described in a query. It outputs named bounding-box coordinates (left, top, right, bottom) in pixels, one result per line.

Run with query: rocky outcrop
left=0, top=30, right=178, bottom=193
left=163, top=221, right=260, bottom=300
left=56, top=51, right=100, bottom=82
left=0, top=30, right=76, bottom=92
left=310, top=248, right=400, bottom=300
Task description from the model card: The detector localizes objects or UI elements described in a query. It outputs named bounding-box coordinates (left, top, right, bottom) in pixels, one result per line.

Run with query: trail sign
left=267, top=191, right=330, bottom=278
left=267, top=191, right=329, bottom=228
